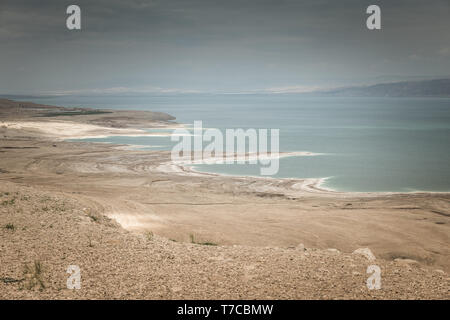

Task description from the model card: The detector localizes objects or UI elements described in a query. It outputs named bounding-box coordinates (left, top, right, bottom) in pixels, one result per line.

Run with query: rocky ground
left=0, top=182, right=448, bottom=299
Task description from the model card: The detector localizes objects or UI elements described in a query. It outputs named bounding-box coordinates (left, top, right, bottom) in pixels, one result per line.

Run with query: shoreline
left=167, top=159, right=450, bottom=196
left=4, top=116, right=450, bottom=196
left=80, top=133, right=450, bottom=196
left=38, top=118, right=446, bottom=196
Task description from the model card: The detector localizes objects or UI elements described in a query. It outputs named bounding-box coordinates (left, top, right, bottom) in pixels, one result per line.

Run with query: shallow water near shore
left=30, top=95, right=450, bottom=192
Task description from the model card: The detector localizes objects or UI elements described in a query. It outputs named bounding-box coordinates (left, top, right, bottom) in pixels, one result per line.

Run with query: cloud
left=438, top=47, right=450, bottom=57
left=408, top=54, right=421, bottom=61
left=1, top=0, right=450, bottom=94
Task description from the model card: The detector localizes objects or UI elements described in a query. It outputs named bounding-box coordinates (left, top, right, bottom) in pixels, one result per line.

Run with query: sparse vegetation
left=39, top=196, right=51, bottom=203
left=0, top=277, right=24, bottom=284
left=87, top=211, right=99, bottom=222
left=38, top=110, right=112, bottom=117
left=145, top=231, right=154, bottom=241
left=189, top=233, right=217, bottom=246
left=197, top=241, right=217, bottom=246
left=4, top=223, right=15, bottom=231
left=22, top=261, right=45, bottom=291
left=1, top=197, right=16, bottom=206
left=55, top=204, right=66, bottom=212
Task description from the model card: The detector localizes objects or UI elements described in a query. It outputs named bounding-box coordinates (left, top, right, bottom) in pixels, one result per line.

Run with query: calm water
left=27, top=95, right=450, bottom=192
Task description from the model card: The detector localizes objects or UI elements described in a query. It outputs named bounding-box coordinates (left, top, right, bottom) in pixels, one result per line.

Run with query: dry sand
left=0, top=99, right=449, bottom=299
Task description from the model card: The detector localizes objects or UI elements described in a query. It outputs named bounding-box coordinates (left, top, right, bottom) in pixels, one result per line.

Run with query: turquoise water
left=28, top=95, right=450, bottom=192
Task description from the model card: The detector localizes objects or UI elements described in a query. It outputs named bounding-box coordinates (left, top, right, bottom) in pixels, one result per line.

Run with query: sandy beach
left=0, top=99, right=449, bottom=299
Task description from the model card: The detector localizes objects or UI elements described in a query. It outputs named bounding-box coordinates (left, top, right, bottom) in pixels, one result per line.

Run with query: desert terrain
left=0, top=99, right=448, bottom=299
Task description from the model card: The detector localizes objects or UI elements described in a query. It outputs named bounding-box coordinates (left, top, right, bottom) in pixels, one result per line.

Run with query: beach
left=0, top=99, right=449, bottom=299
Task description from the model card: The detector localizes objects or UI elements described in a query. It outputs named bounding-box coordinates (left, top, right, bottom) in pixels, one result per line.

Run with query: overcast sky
left=1, top=0, right=449, bottom=94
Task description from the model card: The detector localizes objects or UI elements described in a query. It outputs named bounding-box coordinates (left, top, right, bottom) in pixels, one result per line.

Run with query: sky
left=1, top=0, right=450, bottom=94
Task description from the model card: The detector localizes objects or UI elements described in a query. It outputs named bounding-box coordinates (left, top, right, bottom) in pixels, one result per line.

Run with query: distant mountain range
left=1, top=79, right=450, bottom=99
left=317, top=79, right=450, bottom=97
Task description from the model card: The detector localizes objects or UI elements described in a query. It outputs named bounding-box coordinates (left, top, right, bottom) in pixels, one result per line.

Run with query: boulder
left=352, top=248, right=376, bottom=261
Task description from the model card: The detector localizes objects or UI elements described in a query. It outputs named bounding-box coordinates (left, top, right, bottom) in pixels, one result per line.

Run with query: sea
left=25, top=94, right=450, bottom=192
